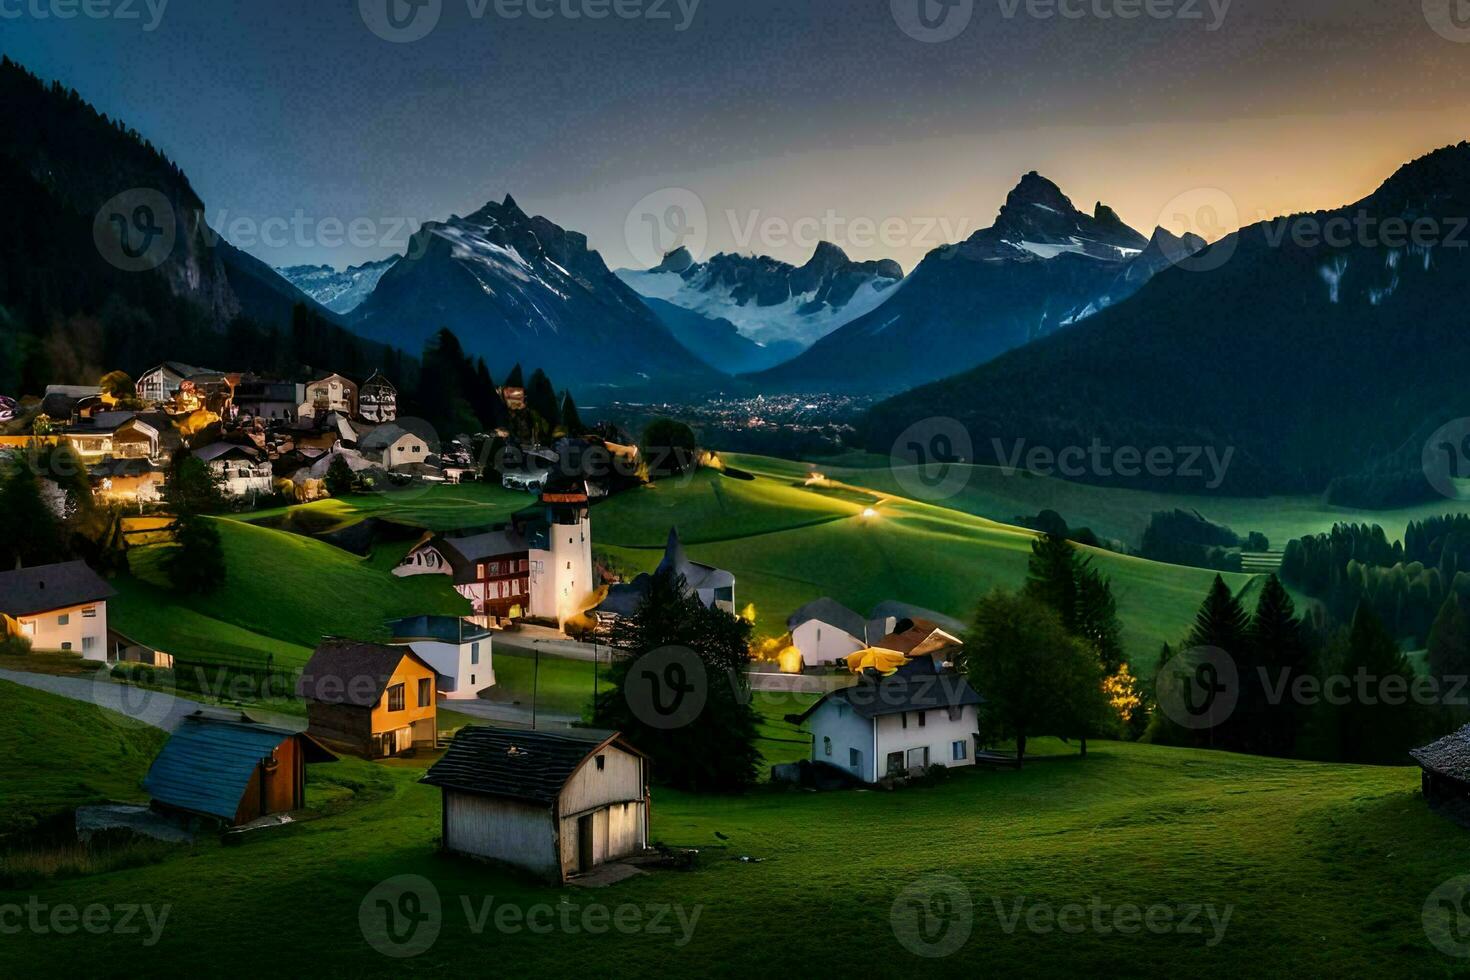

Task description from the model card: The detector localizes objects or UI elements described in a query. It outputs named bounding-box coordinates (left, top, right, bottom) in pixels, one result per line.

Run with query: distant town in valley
left=4, top=3, right=1470, bottom=977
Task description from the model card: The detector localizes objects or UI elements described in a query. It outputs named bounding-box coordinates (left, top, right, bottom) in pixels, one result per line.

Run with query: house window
left=849, top=748, right=862, bottom=772
left=907, top=747, right=929, bottom=770
left=61, top=641, right=73, bottom=651
left=952, top=740, right=968, bottom=761
left=595, top=755, right=606, bottom=771
left=58, top=614, right=69, bottom=626
left=948, top=705, right=964, bottom=722
left=886, top=751, right=904, bottom=775
left=477, top=563, right=486, bottom=578
left=82, top=607, right=97, bottom=619
left=471, top=642, right=480, bottom=665
left=918, top=711, right=926, bottom=728
left=82, top=636, right=96, bottom=652
left=823, top=736, right=832, bottom=757
left=418, top=678, right=432, bottom=707
left=901, top=712, right=907, bottom=729
left=387, top=684, right=405, bottom=711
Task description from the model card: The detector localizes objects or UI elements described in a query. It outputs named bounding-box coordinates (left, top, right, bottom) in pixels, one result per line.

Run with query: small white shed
left=422, top=728, right=650, bottom=882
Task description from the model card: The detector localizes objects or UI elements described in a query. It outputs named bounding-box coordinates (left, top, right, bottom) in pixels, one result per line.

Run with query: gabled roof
left=144, top=361, right=216, bottom=380
left=657, top=527, right=734, bottom=592
left=787, top=597, right=866, bottom=637
left=869, top=601, right=967, bottom=636
left=872, top=618, right=964, bottom=657
left=796, top=659, right=983, bottom=723
left=1413, top=725, right=1470, bottom=781
left=0, top=561, right=116, bottom=617
left=143, top=715, right=335, bottom=821
left=422, top=727, right=645, bottom=806
left=194, top=442, right=263, bottom=464
left=297, top=640, right=432, bottom=707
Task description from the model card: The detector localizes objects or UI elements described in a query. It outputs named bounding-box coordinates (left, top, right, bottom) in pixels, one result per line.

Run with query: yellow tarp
left=845, top=649, right=909, bottom=675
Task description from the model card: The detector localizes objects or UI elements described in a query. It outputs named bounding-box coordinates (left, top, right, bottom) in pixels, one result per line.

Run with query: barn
left=143, top=711, right=336, bottom=828
left=422, top=727, right=650, bottom=882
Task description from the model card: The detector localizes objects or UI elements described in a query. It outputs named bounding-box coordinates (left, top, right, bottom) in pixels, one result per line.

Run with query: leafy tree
left=1076, top=563, right=1125, bottom=675
left=44, top=441, right=92, bottom=518
left=165, top=512, right=224, bottom=595
left=98, top=370, right=136, bottom=401
left=593, top=567, right=760, bottom=792
left=966, top=590, right=1103, bottom=766
left=560, top=391, right=585, bottom=436
left=165, top=449, right=225, bottom=514
left=324, top=455, right=355, bottom=498
left=1025, top=533, right=1080, bottom=633
left=0, top=453, right=65, bottom=568
left=641, top=418, right=698, bottom=479
left=526, top=368, right=560, bottom=430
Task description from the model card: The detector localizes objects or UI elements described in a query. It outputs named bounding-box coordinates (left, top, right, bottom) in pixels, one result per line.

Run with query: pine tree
left=504, top=363, right=525, bottom=389
left=526, top=369, right=560, bottom=430
left=1249, top=574, right=1310, bottom=756
left=1333, top=603, right=1422, bottom=763
left=1427, top=594, right=1470, bottom=727
left=1075, top=563, right=1125, bottom=675
left=1189, top=575, right=1251, bottom=653
left=1024, top=533, right=1080, bottom=632
left=560, top=391, right=585, bottom=435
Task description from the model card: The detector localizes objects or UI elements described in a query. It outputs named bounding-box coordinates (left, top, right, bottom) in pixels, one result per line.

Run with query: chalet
left=194, top=442, right=274, bottom=497
left=793, top=657, right=983, bottom=784
left=61, top=412, right=161, bottom=463
left=595, top=527, right=736, bottom=624
left=0, top=560, right=116, bottom=660
left=395, top=482, right=593, bottom=626
left=297, top=640, right=438, bottom=758
left=233, top=379, right=304, bottom=421
left=358, top=418, right=436, bottom=471
left=388, top=615, right=494, bottom=699
left=143, top=711, right=336, bottom=828
left=423, top=728, right=650, bottom=883
left=359, top=371, right=398, bottom=423
left=137, top=362, right=218, bottom=406
left=1413, top=725, right=1470, bottom=812
left=298, top=374, right=358, bottom=419
left=786, top=598, right=892, bottom=668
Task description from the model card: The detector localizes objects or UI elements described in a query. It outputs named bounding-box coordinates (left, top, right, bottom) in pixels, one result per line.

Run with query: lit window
left=387, top=684, right=405, bottom=711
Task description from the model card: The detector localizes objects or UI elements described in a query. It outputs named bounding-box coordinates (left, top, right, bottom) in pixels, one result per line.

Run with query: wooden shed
left=143, top=711, right=336, bottom=828
left=422, top=727, right=650, bottom=882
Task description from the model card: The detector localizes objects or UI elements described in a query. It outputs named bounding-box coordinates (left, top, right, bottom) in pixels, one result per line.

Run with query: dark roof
left=796, top=659, right=984, bottom=723
left=89, top=457, right=165, bottom=478
left=0, top=561, right=116, bottom=617
left=194, top=442, right=263, bottom=464
left=143, top=715, right=335, bottom=821
left=657, top=526, right=734, bottom=592
left=875, top=619, right=964, bottom=656
left=596, top=576, right=652, bottom=618
left=297, top=640, right=431, bottom=707
left=787, top=597, right=866, bottom=637
left=1413, top=725, right=1470, bottom=780
left=421, top=727, right=645, bottom=806
left=389, top=615, right=492, bottom=645
left=869, top=601, right=967, bottom=636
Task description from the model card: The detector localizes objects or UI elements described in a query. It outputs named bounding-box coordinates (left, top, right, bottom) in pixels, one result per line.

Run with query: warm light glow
left=862, top=508, right=878, bottom=520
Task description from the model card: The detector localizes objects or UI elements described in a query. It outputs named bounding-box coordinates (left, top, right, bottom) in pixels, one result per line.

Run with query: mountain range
left=864, top=143, right=1470, bottom=500
left=746, top=173, right=1197, bottom=393
left=617, top=242, right=903, bottom=349
left=278, top=258, right=397, bottom=315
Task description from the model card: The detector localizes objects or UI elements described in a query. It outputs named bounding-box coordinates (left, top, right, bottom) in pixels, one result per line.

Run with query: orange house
left=297, top=640, right=438, bottom=758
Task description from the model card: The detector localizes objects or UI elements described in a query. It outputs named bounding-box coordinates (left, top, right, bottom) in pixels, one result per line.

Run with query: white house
left=136, top=362, right=216, bottom=406
left=787, top=597, right=893, bottom=668
left=194, top=442, right=274, bottom=497
left=359, top=371, right=398, bottom=423
left=422, top=728, right=650, bottom=883
left=388, top=616, right=494, bottom=699
left=794, top=658, right=983, bottom=784
left=298, top=374, right=358, bottom=419
left=358, top=419, right=434, bottom=471
left=61, top=412, right=161, bottom=463
left=0, top=561, right=116, bottom=661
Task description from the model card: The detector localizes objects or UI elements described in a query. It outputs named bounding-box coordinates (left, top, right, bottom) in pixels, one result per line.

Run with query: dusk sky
left=6, top=0, right=1468, bottom=271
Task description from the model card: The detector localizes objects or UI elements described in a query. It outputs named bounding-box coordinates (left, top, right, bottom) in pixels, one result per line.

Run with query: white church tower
left=528, top=477, right=593, bottom=627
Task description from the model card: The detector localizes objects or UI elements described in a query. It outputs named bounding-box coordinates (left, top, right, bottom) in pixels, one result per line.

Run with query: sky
left=5, top=0, right=1469, bottom=273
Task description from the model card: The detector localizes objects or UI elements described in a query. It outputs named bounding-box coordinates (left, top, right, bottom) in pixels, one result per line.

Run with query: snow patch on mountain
left=276, top=257, right=397, bottom=314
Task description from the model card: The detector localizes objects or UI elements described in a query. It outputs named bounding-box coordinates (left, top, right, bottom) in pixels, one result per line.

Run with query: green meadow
left=3, top=682, right=1466, bottom=978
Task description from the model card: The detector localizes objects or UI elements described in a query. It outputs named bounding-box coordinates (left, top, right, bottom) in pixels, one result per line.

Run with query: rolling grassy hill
left=0, top=680, right=168, bottom=835
left=1, top=732, right=1460, bottom=977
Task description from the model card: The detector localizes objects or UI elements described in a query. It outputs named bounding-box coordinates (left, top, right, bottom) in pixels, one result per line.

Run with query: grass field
left=0, top=681, right=167, bottom=836
left=758, top=452, right=1470, bottom=550
left=3, top=701, right=1464, bottom=977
